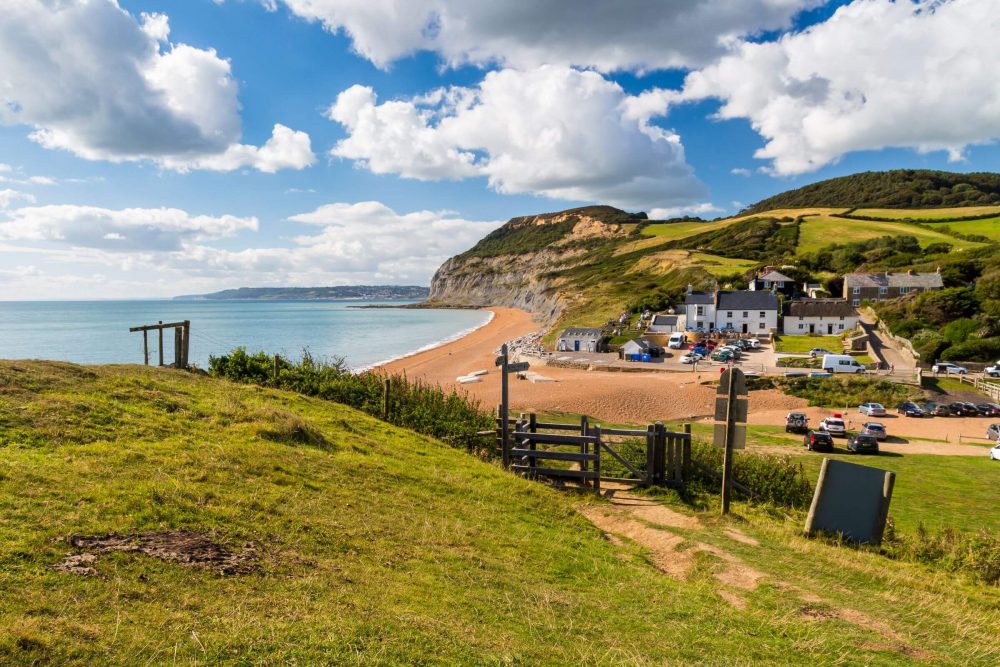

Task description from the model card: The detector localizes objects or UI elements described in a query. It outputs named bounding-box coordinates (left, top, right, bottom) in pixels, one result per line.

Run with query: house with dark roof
left=684, top=288, right=779, bottom=334
left=843, top=270, right=943, bottom=306
left=750, top=268, right=796, bottom=295
left=556, top=327, right=608, bottom=352
left=783, top=298, right=859, bottom=335
left=646, top=313, right=680, bottom=334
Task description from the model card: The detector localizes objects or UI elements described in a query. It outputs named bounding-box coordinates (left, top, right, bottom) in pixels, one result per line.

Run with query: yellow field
left=640, top=219, right=737, bottom=240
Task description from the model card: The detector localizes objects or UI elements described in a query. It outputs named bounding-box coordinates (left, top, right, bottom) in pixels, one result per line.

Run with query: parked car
left=985, top=364, right=1000, bottom=378
left=821, top=354, right=866, bottom=374
left=785, top=412, right=809, bottom=434
left=991, top=442, right=1000, bottom=461
left=745, top=338, right=761, bottom=350
left=896, top=401, right=926, bottom=417
left=976, top=403, right=1000, bottom=417
left=948, top=402, right=979, bottom=417
left=711, top=350, right=735, bottom=362
left=809, top=348, right=834, bottom=358
left=680, top=353, right=702, bottom=364
left=962, top=402, right=982, bottom=416
left=803, top=430, right=834, bottom=452
left=923, top=402, right=951, bottom=417
left=932, top=362, right=968, bottom=375
left=819, top=415, right=846, bottom=437
left=858, top=402, right=886, bottom=417
left=668, top=333, right=688, bottom=349
left=846, top=433, right=880, bottom=454
left=987, top=423, right=1000, bottom=441
left=861, top=422, right=887, bottom=441
left=718, top=346, right=741, bottom=359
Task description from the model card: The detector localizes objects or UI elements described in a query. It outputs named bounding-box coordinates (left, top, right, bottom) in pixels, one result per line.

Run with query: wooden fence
left=957, top=374, right=1000, bottom=401
left=496, top=412, right=692, bottom=493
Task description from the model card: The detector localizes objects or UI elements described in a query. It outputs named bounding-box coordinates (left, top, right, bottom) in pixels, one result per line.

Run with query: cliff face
left=429, top=206, right=638, bottom=326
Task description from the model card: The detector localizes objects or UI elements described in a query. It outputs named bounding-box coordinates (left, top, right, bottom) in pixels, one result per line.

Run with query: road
left=860, top=313, right=913, bottom=371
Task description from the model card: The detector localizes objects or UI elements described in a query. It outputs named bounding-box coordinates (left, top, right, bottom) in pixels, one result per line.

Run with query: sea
left=0, top=300, right=492, bottom=371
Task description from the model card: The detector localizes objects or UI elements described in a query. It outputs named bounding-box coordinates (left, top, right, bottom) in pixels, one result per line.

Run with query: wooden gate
left=497, top=412, right=691, bottom=492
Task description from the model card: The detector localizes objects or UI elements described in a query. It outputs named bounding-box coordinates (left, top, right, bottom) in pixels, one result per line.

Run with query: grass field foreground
left=1, top=362, right=999, bottom=664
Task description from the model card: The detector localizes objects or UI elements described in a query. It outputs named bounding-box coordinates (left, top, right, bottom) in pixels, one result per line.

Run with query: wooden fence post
left=580, top=415, right=589, bottom=473
left=157, top=321, right=164, bottom=366
left=142, top=330, right=149, bottom=366
left=273, top=355, right=281, bottom=383
left=182, top=321, right=190, bottom=368
left=683, top=423, right=692, bottom=485
left=383, top=377, right=391, bottom=420
left=645, top=424, right=655, bottom=487
left=654, top=421, right=665, bottom=485
left=528, top=413, right=537, bottom=476
left=593, top=425, right=602, bottom=494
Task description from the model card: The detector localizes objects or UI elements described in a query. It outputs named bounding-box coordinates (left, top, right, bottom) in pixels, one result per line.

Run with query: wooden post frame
left=129, top=320, right=192, bottom=369
left=715, top=368, right=748, bottom=516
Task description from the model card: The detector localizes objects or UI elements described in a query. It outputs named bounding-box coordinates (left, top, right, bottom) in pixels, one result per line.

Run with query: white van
left=821, top=354, right=866, bottom=374
left=668, top=332, right=687, bottom=349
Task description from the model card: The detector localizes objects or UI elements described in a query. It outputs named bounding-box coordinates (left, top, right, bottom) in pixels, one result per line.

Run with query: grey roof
left=623, top=338, right=652, bottom=351
left=560, top=327, right=604, bottom=339
left=758, top=269, right=794, bottom=283
left=684, top=290, right=715, bottom=305
left=844, top=272, right=943, bottom=289
left=716, top=290, right=779, bottom=311
left=650, top=314, right=678, bottom=326
left=786, top=299, right=858, bottom=318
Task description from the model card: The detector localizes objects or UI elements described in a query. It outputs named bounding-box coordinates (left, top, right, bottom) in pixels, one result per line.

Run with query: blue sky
left=0, top=0, right=997, bottom=298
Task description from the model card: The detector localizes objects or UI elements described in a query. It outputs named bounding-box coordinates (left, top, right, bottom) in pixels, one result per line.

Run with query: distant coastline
left=174, top=285, right=429, bottom=301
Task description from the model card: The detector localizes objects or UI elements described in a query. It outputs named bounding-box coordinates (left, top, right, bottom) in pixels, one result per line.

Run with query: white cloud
left=328, top=66, right=705, bottom=209
left=0, top=1, right=314, bottom=172
left=678, top=0, right=1000, bottom=175
left=649, top=202, right=723, bottom=219
left=730, top=168, right=752, bottom=177
left=276, top=0, right=822, bottom=71
left=0, top=201, right=500, bottom=298
left=0, top=189, right=36, bottom=209
left=0, top=205, right=258, bottom=251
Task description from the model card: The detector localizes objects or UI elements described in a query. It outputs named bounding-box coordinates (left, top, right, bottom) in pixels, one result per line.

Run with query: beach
left=377, top=307, right=803, bottom=424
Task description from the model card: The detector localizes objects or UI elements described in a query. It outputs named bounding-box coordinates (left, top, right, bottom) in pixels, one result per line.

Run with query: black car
left=977, top=403, right=1000, bottom=417
left=962, top=402, right=982, bottom=416
left=923, top=402, right=951, bottom=417
left=846, top=433, right=879, bottom=454
left=896, top=401, right=925, bottom=417
left=949, top=402, right=979, bottom=417
left=803, top=430, right=834, bottom=452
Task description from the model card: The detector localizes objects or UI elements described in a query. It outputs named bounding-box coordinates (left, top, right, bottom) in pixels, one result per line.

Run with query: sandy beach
left=377, top=307, right=803, bottom=425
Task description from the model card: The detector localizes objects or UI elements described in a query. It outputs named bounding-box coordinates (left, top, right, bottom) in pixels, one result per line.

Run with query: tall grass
left=209, top=348, right=494, bottom=450
left=883, top=522, right=1000, bottom=585
left=689, top=441, right=814, bottom=508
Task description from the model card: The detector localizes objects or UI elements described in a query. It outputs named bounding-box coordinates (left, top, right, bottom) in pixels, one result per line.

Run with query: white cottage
left=715, top=291, right=780, bottom=335
left=783, top=299, right=859, bottom=335
left=557, top=327, right=607, bottom=352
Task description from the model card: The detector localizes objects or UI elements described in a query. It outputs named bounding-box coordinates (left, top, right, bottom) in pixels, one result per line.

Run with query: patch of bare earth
left=54, top=530, right=258, bottom=576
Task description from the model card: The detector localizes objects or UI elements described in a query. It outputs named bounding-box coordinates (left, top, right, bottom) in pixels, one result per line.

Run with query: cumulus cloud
left=0, top=205, right=258, bottom=251
left=678, top=0, right=1000, bottom=175
left=276, top=0, right=822, bottom=71
left=0, top=1, right=314, bottom=172
left=649, top=202, right=724, bottom=219
left=0, top=201, right=499, bottom=298
left=730, top=168, right=752, bottom=177
left=0, top=190, right=36, bottom=209
left=328, top=66, right=706, bottom=209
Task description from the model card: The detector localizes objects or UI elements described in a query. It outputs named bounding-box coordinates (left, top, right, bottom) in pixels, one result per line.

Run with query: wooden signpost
left=714, top=368, right=748, bottom=515
left=496, top=343, right=529, bottom=468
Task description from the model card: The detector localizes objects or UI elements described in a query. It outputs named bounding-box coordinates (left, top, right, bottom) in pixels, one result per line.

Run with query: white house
left=783, top=299, right=859, bottom=335
left=715, top=291, right=780, bottom=335
left=557, top=327, right=607, bottom=352
left=646, top=313, right=680, bottom=334
left=684, top=290, right=716, bottom=332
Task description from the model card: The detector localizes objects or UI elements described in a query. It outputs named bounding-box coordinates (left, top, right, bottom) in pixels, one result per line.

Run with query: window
left=838, top=324, right=844, bottom=330
left=839, top=315, right=844, bottom=320
left=879, top=286, right=888, bottom=294
left=696, top=305, right=704, bottom=316
left=727, top=311, right=733, bottom=318
left=758, top=322, right=765, bottom=330
left=899, top=287, right=909, bottom=294
left=852, top=299, right=860, bottom=306
left=759, top=311, right=766, bottom=318
left=853, top=287, right=860, bottom=295
left=696, top=321, right=703, bottom=329
left=742, top=311, right=748, bottom=318
left=798, top=323, right=804, bottom=330
left=763, top=280, right=771, bottom=288
left=726, top=322, right=733, bottom=329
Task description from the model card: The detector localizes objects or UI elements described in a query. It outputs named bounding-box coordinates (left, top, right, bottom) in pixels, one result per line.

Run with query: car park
left=861, top=422, right=887, bottom=441
left=932, top=362, right=968, bottom=375
left=977, top=403, right=1000, bottom=417
left=819, top=415, right=846, bottom=437
left=858, top=402, right=886, bottom=417
left=809, top=348, right=834, bottom=358
left=923, top=402, right=951, bottom=417
left=846, top=433, right=879, bottom=454
left=896, top=401, right=926, bottom=417
left=785, top=412, right=809, bottom=434
left=987, top=423, right=1000, bottom=441
left=803, top=430, right=834, bottom=452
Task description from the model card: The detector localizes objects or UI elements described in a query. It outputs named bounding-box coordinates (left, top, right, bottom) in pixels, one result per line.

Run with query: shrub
left=940, top=337, right=1000, bottom=362
left=883, top=522, right=1000, bottom=585
left=770, top=376, right=922, bottom=408
left=689, top=440, right=814, bottom=508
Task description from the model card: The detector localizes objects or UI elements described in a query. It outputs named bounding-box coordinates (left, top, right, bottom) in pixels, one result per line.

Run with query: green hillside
left=742, top=170, right=1000, bottom=214
left=1, top=362, right=999, bottom=663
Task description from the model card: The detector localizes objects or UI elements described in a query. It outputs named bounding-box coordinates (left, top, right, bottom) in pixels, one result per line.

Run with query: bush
left=766, top=376, right=922, bottom=408
left=883, top=522, right=1000, bottom=585
left=940, top=337, right=1000, bottom=362
left=209, top=348, right=495, bottom=451
left=689, top=441, right=814, bottom=508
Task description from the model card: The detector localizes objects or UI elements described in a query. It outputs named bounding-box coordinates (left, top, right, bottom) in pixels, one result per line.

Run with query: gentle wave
left=354, top=309, right=495, bottom=372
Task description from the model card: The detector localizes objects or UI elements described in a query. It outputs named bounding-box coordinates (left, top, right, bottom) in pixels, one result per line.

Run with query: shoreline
left=357, top=309, right=496, bottom=372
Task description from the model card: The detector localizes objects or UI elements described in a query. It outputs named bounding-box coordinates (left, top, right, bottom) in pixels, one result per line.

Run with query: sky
left=1, top=0, right=999, bottom=299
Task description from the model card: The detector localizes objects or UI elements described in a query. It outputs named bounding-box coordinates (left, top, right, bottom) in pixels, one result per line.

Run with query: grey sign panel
left=716, top=368, right=747, bottom=396
left=714, top=397, right=748, bottom=423
left=506, top=361, right=530, bottom=373
left=713, top=423, right=746, bottom=450
left=804, top=458, right=895, bottom=545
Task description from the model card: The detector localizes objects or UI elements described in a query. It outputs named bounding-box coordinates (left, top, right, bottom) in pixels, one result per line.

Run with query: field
left=797, top=215, right=984, bottom=253
left=2, top=362, right=999, bottom=664
left=923, top=217, right=1000, bottom=241
left=852, top=206, right=1000, bottom=219
left=640, top=219, right=736, bottom=240
left=773, top=334, right=843, bottom=354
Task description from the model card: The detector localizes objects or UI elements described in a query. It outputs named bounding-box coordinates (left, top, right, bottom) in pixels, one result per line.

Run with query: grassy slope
left=797, top=215, right=984, bottom=253
left=852, top=206, right=1000, bottom=219
left=923, top=217, right=1000, bottom=241
left=2, top=362, right=999, bottom=664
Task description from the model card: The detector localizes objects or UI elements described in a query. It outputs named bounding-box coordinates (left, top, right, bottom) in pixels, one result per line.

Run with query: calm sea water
left=0, top=301, right=491, bottom=371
